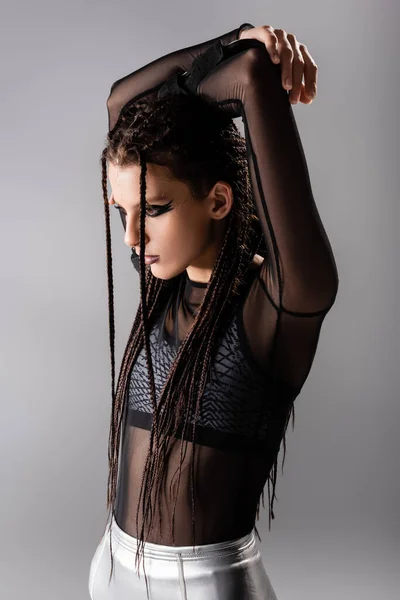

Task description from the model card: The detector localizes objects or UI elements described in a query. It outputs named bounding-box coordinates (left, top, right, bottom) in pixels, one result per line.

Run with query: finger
left=260, top=25, right=281, bottom=64
left=299, top=82, right=313, bottom=104
left=286, top=33, right=305, bottom=104
left=273, top=29, right=293, bottom=90
left=299, top=44, right=318, bottom=99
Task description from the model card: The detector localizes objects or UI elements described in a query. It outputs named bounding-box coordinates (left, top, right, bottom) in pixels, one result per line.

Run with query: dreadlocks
left=98, top=91, right=293, bottom=597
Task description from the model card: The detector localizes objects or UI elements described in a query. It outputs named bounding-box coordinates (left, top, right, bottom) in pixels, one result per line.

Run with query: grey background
left=1, top=1, right=399, bottom=598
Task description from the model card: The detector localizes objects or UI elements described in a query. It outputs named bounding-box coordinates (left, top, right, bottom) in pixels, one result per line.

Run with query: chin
left=150, top=262, right=186, bottom=282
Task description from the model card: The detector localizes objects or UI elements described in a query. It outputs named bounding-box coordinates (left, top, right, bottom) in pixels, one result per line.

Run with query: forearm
left=193, top=42, right=339, bottom=313
left=243, top=55, right=339, bottom=311
left=107, top=22, right=254, bottom=131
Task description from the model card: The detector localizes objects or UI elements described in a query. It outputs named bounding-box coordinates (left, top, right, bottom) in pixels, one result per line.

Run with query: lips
left=134, top=249, right=159, bottom=258
left=144, top=255, right=160, bottom=265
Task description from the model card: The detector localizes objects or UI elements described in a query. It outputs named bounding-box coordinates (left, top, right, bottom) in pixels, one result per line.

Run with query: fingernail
left=285, top=78, right=292, bottom=89
left=273, top=54, right=280, bottom=63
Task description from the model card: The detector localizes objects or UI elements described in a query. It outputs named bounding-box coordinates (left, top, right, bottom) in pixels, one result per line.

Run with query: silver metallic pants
left=88, top=515, right=278, bottom=600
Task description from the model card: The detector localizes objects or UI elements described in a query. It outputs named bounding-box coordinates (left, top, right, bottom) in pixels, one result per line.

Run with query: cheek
left=155, top=210, right=208, bottom=249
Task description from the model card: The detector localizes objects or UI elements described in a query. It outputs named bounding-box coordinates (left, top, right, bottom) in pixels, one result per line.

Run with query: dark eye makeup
left=113, top=200, right=173, bottom=218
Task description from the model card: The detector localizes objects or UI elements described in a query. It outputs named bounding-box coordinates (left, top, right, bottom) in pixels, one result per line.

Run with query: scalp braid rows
left=98, top=91, right=290, bottom=598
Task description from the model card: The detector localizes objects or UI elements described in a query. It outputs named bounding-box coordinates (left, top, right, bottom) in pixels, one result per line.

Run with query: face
left=107, top=161, right=233, bottom=283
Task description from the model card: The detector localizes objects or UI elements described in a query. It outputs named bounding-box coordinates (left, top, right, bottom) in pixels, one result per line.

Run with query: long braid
left=99, top=147, right=167, bottom=590
left=99, top=147, right=119, bottom=582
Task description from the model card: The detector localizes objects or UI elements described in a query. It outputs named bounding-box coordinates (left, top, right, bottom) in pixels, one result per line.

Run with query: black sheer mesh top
left=108, top=22, right=339, bottom=545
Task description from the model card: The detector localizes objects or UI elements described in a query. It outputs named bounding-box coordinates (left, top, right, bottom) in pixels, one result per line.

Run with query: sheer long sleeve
left=106, top=23, right=255, bottom=132
left=186, top=39, right=339, bottom=312
left=177, top=39, right=339, bottom=390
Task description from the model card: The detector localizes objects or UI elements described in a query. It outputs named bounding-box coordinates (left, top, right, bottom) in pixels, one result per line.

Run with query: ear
left=207, top=180, right=234, bottom=220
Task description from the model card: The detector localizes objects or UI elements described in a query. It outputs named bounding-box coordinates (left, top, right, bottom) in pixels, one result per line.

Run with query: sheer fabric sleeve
left=106, top=22, right=255, bottom=132
left=181, top=39, right=339, bottom=390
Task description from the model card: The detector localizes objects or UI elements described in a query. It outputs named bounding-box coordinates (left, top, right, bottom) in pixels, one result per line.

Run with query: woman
left=88, top=21, right=338, bottom=600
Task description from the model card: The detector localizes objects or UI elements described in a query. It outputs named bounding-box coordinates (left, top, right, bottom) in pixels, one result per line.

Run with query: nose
left=121, top=212, right=149, bottom=250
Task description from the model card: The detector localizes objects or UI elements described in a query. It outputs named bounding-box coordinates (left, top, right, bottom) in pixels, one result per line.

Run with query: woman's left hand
left=239, top=25, right=317, bottom=105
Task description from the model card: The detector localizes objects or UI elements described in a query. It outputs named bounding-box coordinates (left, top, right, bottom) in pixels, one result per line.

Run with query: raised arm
left=181, top=39, right=339, bottom=315
left=106, top=23, right=254, bottom=132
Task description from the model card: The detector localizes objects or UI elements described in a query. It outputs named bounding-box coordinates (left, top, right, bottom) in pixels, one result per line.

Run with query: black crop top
left=109, top=22, right=339, bottom=545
